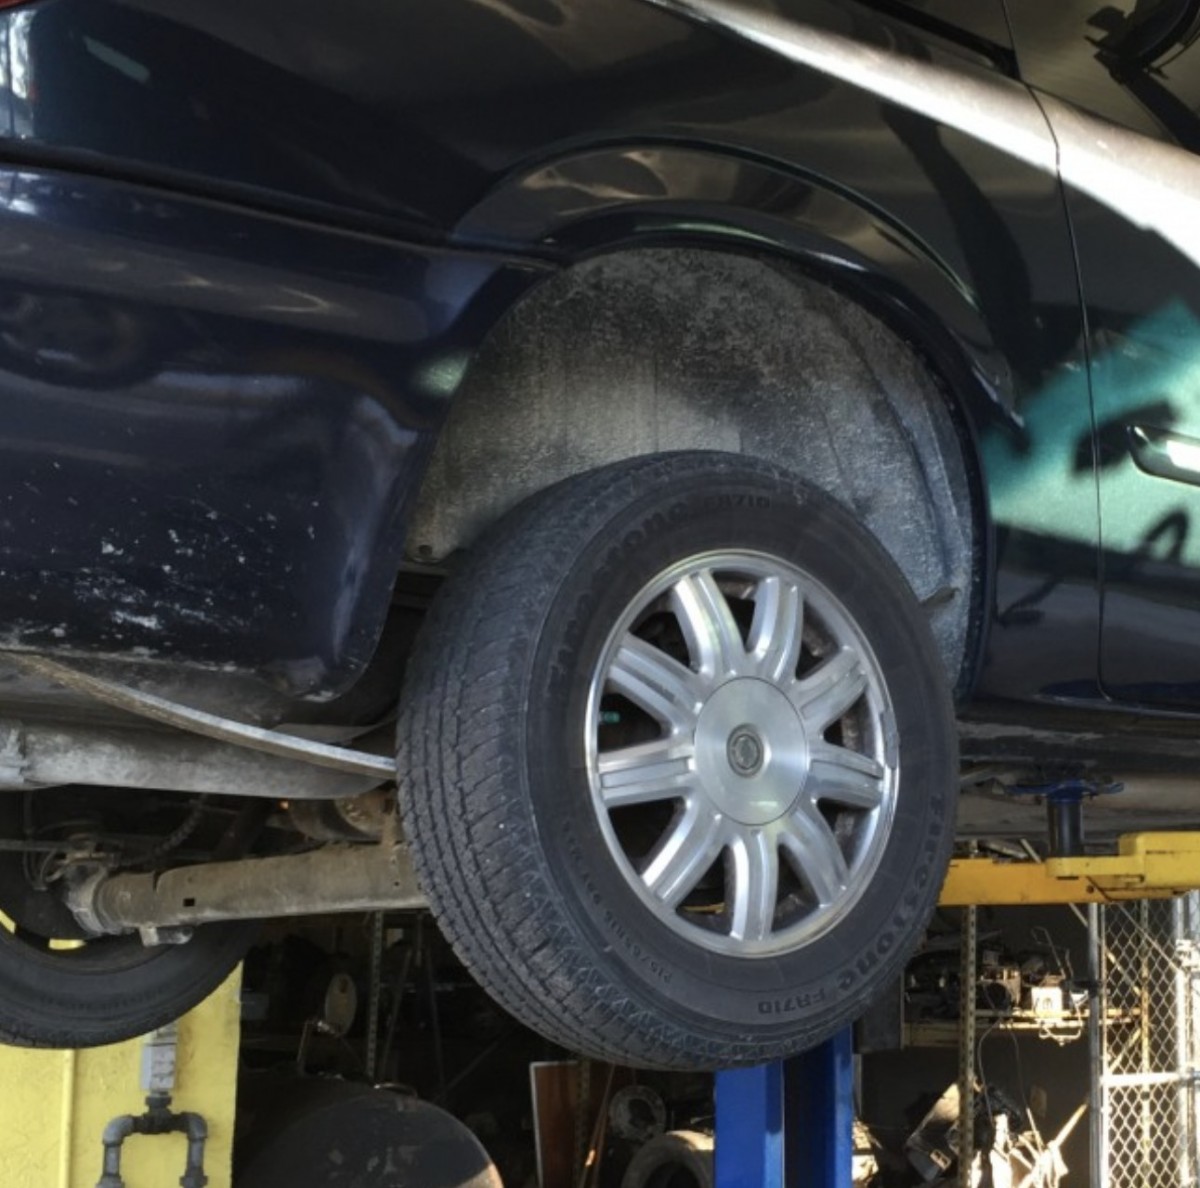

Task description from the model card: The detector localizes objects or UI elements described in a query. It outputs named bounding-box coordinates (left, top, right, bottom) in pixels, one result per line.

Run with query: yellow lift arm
left=940, top=832, right=1200, bottom=906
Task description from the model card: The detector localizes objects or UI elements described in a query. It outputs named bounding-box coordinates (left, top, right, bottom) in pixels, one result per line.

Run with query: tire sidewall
left=523, top=466, right=954, bottom=1040
left=0, top=920, right=254, bottom=1047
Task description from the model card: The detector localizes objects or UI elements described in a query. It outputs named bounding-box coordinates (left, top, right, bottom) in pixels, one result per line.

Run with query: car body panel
left=0, top=0, right=1128, bottom=711
left=0, top=166, right=545, bottom=694
left=1006, top=0, right=1200, bottom=710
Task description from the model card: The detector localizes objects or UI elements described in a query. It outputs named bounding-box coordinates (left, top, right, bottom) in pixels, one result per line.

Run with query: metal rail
left=6, top=653, right=396, bottom=780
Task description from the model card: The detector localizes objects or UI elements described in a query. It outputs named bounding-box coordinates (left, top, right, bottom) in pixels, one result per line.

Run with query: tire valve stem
left=600, top=710, right=621, bottom=726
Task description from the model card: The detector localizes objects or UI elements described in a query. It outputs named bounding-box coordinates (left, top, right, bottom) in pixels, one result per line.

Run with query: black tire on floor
left=397, top=451, right=957, bottom=1070
left=621, top=1131, right=714, bottom=1188
left=235, top=1080, right=504, bottom=1188
left=0, top=919, right=255, bottom=1048
left=0, top=785, right=254, bottom=1049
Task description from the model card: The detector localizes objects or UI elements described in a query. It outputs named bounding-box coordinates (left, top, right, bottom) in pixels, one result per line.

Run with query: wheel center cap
left=695, top=679, right=809, bottom=827
left=726, top=726, right=764, bottom=777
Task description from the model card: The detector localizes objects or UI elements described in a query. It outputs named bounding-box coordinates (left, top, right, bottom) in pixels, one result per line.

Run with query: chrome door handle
left=1128, top=424, right=1200, bottom=487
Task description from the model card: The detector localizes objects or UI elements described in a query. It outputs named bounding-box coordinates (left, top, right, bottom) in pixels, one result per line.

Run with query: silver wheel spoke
left=608, top=636, right=704, bottom=733
left=641, top=802, right=726, bottom=907
left=597, top=738, right=696, bottom=808
left=780, top=809, right=851, bottom=906
left=808, top=744, right=885, bottom=811
left=671, top=570, right=745, bottom=681
left=790, top=647, right=866, bottom=731
left=728, top=829, right=779, bottom=943
left=747, top=575, right=803, bottom=684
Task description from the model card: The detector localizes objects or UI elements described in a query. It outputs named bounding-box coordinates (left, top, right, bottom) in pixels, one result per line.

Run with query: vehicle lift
left=715, top=1030, right=854, bottom=1188
left=713, top=792, right=1200, bottom=1188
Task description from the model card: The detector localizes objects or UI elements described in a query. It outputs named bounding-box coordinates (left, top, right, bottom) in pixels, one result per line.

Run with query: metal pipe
left=1087, top=902, right=1107, bottom=1188
left=1047, top=796, right=1084, bottom=857
left=96, top=1116, right=136, bottom=1188
left=956, top=904, right=976, bottom=1188
left=366, top=911, right=384, bottom=1081
left=1189, top=894, right=1200, bottom=1188
left=1185, top=897, right=1195, bottom=1185
left=73, top=842, right=426, bottom=935
left=1176, top=898, right=1192, bottom=1188
left=178, top=1113, right=208, bottom=1188
left=94, top=1094, right=208, bottom=1188
left=379, top=946, right=414, bottom=1080
left=422, top=917, right=446, bottom=1102
left=1139, top=901, right=1152, bottom=1187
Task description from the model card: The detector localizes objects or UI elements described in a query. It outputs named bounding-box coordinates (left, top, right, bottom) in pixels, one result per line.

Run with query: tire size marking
left=700, top=494, right=771, bottom=512
left=757, top=987, right=827, bottom=1015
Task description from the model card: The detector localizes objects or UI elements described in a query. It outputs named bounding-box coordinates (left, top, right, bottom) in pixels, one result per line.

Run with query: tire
left=235, top=1080, right=503, bottom=1188
left=0, top=920, right=254, bottom=1049
left=621, top=1131, right=714, bottom=1188
left=397, top=451, right=956, bottom=1069
left=0, top=792, right=254, bottom=1049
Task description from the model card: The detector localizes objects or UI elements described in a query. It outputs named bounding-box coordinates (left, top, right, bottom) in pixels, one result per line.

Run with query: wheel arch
left=411, top=146, right=1004, bottom=697
left=453, top=143, right=1016, bottom=432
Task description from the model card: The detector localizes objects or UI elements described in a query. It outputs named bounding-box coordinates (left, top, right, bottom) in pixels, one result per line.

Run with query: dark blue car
left=0, top=0, right=1196, bottom=1069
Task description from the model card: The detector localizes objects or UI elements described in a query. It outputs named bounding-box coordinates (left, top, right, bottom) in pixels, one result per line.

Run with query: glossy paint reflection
left=0, top=168, right=543, bottom=693
left=0, top=0, right=1118, bottom=703
left=1085, top=249, right=1200, bottom=706
left=1006, top=0, right=1200, bottom=708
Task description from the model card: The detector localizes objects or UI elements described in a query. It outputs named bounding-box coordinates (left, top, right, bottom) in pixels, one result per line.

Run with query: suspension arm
left=69, top=841, right=427, bottom=937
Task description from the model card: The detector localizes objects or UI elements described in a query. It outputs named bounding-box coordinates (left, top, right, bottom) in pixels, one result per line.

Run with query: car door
left=1006, top=0, right=1200, bottom=709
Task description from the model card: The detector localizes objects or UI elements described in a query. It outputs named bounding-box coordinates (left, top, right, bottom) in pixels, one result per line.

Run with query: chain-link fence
left=1097, top=895, right=1200, bottom=1188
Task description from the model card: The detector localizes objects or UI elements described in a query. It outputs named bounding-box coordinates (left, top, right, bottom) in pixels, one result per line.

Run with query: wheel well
left=406, top=246, right=978, bottom=689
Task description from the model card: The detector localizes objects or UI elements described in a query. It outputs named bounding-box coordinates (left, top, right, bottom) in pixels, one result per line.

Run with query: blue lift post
left=714, top=1029, right=854, bottom=1188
